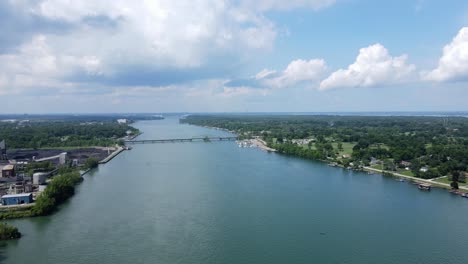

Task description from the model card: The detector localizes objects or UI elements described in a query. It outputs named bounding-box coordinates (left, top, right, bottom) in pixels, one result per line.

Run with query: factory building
left=33, top=172, right=47, bottom=185
left=1, top=164, right=15, bottom=178
left=1, top=193, right=33, bottom=205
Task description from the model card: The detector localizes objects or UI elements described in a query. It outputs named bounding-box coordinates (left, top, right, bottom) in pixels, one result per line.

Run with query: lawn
left=332, top=142, right=356, bottom=156
left=370, top=164, right=383, bottom=170
left=397, top=169, right=414, bottom=177
left=434, top=177, right=468, bottom=187
left=301, top=144, right=316, bottom=150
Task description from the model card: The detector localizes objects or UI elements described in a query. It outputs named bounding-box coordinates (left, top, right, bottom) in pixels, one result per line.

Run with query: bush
left=0, top=223, right=21, bottom=240
left=32, top=194, right=56, bottom=216
left=84, top=157, right=99, bottom=169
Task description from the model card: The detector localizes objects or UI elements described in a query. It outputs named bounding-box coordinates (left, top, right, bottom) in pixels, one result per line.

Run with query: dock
left=99, top=146, right=125, bottom=164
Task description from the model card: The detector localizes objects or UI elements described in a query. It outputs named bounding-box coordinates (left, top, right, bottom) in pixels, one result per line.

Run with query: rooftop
left=2, top=193, right=32, bottom=198
left=2, top=165, right=14, bottom=170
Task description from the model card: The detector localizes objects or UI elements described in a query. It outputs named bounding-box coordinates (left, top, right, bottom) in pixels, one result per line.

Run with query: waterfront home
left=370, top=157, right=380, bottom=165
left=1, top=193, right=33, bottom=205
left=420, top=166, right=429, bottom=172
left=400, top=161, right=411, bottom=167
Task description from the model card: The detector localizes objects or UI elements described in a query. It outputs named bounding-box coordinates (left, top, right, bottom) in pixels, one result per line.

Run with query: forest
left=0, top=120, right=139, bottom=149
left=182, top=115, right=468, bottom=181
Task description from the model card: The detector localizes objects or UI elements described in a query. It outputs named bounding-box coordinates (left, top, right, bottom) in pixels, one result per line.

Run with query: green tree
left=32, top=194, right=56, bottom=216
left=451, top=181, right=459, bottom=190
left=84, top=157, right=99, bottom=169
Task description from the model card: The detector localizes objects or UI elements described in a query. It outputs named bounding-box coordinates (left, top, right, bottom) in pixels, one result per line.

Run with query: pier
left=125, top=136, right=238, bottom=144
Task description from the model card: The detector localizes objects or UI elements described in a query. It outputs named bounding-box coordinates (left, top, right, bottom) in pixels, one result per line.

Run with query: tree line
left=0, top=121, right=139, bottom=149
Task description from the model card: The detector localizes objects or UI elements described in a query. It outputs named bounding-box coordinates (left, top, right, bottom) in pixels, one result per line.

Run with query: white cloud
left=241, top=0, right=336, bottom=11
left=1, top=0, right=337, bottom=98
left=319, top=44, right=415, bottom=90
left=0, top=0, right=283, bottom=96
left=7, top=0, right=277, bottom=70
left=0, top=35, right=102, bottom=94
left=257, top=58, right=327, bottom=88
left=255, top=69, right=277, bottom=79
left=423, top=27, right=468, bottom=82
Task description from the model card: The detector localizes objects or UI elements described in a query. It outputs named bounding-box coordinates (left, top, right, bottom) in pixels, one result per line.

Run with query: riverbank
left=0, top=145, right=127, bottom=219
left=238, top=138, right=277, bottom=152
left=191, top=122, right=466, bottom=194
left=253, top=139, right=277, bottom=152
left=363, top=166, right=468, bottom=191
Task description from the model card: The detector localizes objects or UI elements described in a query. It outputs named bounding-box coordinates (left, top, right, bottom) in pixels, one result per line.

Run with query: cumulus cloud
left=423, top=27, right=468, bottom=82
left=0, top=0, right=280, bottom=94
left=0, top=34, right=102, bottom=94
left=11, top=0, right=277, bottom=68
left=226, top=58, right=327, bottom=90
left=319, top=44, right=415, bottom=90
left=259, top=59, right=327, bottom=88
left=0, top=0, right=339, bottom=99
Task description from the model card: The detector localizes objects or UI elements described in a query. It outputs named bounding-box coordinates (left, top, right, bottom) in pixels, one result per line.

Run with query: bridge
left=125, top=136, right=238, bottom=144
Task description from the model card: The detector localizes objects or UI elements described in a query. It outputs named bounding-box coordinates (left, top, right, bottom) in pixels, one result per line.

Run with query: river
left=2, top=117, right=468, bottom=264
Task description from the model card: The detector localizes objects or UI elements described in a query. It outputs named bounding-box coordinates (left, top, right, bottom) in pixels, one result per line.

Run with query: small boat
left=418, top=183, right=431, bottom=191
left=449, top=189, right=463, bottom=195
left=398, top=178, right=405, bottom=182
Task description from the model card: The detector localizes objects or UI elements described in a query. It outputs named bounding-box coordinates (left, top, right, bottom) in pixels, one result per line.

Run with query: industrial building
left=1, top=193, right=33, bottom=205
left=33, top=172, right=47, bottom=185
left=1, top=164, right=15, bottom=178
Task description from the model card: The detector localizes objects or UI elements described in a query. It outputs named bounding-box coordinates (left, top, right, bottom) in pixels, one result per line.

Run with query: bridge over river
left=125, top=136, right=238, bottom=144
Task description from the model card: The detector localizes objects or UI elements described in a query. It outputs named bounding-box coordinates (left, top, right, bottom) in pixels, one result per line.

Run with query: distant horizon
left=1, top=111, right=468, bottom=117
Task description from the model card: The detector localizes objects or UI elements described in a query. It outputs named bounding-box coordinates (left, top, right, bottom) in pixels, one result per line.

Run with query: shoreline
left=363, top=166, right=468, bottom=191
left=192, top=123, right=465, bottom=194
left=0, top=145, right=127, bottom=218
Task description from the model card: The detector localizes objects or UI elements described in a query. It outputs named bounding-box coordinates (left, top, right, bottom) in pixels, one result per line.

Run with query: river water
left=2, top=117, right=468, bottom=264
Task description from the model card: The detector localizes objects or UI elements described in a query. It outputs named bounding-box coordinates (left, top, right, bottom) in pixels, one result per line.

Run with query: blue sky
left=1, top=0, right=467, bottom=113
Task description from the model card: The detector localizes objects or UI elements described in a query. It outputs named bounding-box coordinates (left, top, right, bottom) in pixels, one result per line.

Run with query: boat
left=449, top=189, right=464, bottom=195
left=418, top=183, right=431, bottom=191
